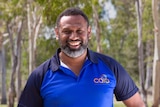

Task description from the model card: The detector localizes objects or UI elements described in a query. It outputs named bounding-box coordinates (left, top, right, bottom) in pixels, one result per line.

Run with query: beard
left=60, top=40, right=88, bottom=58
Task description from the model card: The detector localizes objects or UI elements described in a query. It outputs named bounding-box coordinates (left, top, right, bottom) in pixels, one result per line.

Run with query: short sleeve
left=110, top=60, right=139, bottom=101
left=18, top=70, right=43, bottom=107
left=97, top=54, right=139, bottom=101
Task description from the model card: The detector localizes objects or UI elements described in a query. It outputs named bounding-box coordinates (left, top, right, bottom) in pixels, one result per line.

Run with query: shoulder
left=88, top=50, right=121, bottom=71
left=28, top=55, right=59, bottom=88
left=31, top=58, right=52, bottom=77
left=31, top=55, right=59, bottom=77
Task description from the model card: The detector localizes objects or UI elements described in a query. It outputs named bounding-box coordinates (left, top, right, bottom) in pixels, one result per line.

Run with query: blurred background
left=0, top=0, right=160, bottom=107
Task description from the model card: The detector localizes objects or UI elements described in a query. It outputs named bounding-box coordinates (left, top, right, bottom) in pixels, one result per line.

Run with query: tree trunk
left=0, top=32, right=7, bottom=104
left=145, top=40, right=153, bottom=92
left=16, top=20, right=23, bottom=101
left=27, top=3, right=42, bottom=74
left=152, top=0, right=160, bottom=106
left=27, top=3, right=34, bottom=74
left=7, top=22, right=17, bottom=107
left=0, top=49, right=2, bottom=103
left=135, top=0, right=147, bottom=106
left=92, top=4, right=101, bottom=53
left=1, top=47, right=7, bottom=104
left=7, top=19, right=23, bottom=107
left=0, top=31, right=2, bottom=101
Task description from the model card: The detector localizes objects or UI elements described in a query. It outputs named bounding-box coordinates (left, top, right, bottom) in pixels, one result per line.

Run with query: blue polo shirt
left=18, top=48, right=138, bottom=107
left=41, top=59, right=116, bottom=107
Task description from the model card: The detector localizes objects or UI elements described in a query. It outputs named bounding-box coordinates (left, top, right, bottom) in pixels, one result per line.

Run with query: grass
left=114, top=102, right=125, bottom=107
left=0, top=105, right=7, bottom=107
left=0, top=103, right=17, bottom=107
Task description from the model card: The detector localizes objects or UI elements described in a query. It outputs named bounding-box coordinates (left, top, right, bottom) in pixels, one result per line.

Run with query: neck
left=59, top=50, right=87, bottom=64
left=59, top=50, right=87, bottom=76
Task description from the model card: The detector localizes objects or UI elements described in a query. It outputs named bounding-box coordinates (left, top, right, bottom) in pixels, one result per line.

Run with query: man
left=18, top=7, right=145, bottom=107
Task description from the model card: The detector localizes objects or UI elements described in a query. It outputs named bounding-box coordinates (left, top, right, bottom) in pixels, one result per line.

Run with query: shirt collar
left=50, top=48, right=98, bottom=71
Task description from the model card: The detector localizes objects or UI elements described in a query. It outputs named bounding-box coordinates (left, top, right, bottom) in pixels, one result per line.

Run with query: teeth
left=69, top=41, right=81, bottom=46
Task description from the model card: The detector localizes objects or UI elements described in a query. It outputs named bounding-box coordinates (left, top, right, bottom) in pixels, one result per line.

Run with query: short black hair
left=56, top=7, right=89, bottom=27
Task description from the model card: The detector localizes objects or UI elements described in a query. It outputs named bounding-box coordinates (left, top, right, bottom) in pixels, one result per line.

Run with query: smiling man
left=18, top=7, right=145, bottom=107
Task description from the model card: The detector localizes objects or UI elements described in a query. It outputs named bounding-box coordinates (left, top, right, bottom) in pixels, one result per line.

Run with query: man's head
left=55, top=7, right=91, bottom=58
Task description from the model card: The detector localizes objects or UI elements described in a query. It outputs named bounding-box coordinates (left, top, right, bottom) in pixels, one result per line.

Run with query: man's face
left=55, top=15, right=91, bottom=58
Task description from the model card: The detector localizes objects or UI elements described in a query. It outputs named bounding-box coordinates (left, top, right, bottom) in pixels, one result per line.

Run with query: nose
left=69, top=32, right=79, bottom=40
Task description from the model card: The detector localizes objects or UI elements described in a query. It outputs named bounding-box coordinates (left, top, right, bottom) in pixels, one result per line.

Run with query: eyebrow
left=61, top=26, right=84, bottom=30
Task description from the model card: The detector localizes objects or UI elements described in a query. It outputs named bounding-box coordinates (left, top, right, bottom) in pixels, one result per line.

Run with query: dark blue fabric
left=18, top=48, right=138, bottom=107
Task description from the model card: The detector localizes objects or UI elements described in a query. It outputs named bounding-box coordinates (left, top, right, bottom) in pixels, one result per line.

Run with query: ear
left=54, top=27, right=59, bottom=40
left=87, top=26, right=91, bottom=39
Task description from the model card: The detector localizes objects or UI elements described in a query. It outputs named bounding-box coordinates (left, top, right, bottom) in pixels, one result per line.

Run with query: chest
left=40, top=60, right=116, bottom=107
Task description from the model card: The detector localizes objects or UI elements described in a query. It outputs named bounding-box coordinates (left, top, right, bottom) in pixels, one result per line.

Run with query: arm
left=18, top=59, right=52, bottom=107
left=123, top=92, right=145, bottom=107
left=107, top=57, right=145, bottom=106
left=18, top=70, right=44, bottom=107
left=96, top=53, right=145, bottom=106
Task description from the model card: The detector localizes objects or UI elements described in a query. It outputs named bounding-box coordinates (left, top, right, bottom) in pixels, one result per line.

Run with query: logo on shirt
left=93, top=74, right=110, bottom=84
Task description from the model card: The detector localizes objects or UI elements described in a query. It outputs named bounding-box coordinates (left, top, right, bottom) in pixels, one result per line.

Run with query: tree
left=0, top=29, right=7, bottom=104
left=143, top=0, right=154, bottom=94
left=152, top=0, right=160, bottom=106
left=27, top=0, right=43, bottom=74
left=92, top=1, right=102, bottom=53
left=1, top=0, right=26, bottom=106
left=7, top=18, right=23, bottom=107
left=106, top=1, right=153, bottom=106
left=135, top=0, right=147, bottom=106
left=0, top=5, right=7, bottom=104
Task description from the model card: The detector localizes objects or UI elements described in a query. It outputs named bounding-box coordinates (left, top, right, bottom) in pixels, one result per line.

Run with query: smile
left=68, top=40, right=81, bottom=46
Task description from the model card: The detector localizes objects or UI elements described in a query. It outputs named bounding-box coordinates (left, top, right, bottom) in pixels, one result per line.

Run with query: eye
left=62, top=30, right=72, bottom=35
left=77, top=30, right=83, bottom=34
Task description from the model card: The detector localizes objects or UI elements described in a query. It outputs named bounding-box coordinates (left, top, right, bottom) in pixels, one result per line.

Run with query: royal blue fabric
left=41, top=59, right=116, bottom=107
left=18, top=48, right=138, bottom=107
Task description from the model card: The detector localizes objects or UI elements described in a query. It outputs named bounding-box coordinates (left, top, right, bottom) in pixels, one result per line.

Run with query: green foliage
left=35, top=0, right=93, bottom=26
left=36, top=36, right=59, bottom=66
left=101, top=0, right=154, bottom=82
left=142, top=0, right=154, bottom=41
left=142, top=0, right=154, bottom=73
left=0, top=0, right=26, bottom=21
left=98, top=0, right=139, bottom=79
